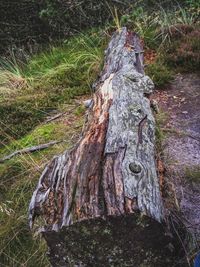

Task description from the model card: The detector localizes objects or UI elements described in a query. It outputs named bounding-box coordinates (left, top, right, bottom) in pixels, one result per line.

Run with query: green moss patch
left=184, top=166, right=200, bottom=184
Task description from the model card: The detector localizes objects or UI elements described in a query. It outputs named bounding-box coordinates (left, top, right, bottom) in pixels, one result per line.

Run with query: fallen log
left=29, top=28, right=186, bottom=266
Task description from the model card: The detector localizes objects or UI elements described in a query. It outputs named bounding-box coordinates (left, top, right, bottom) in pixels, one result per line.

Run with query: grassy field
left=0, top=2, right=199, bottom=266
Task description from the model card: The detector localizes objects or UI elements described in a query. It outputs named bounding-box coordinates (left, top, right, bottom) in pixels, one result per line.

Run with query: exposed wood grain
left=29, top=27, right=163, bottom=235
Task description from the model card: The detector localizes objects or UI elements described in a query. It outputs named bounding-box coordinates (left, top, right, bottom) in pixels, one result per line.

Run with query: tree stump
left=29, top=28, right=186, bottom=266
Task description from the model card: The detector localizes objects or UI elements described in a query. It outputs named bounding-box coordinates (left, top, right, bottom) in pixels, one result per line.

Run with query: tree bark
left=29, top=28, right=185, bottom=266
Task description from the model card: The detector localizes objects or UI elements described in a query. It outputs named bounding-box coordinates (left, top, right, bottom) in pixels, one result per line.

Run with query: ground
left=153, top=72, right=200, bottom=251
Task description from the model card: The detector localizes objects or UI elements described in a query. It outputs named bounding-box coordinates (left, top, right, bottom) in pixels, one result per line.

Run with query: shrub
left=146, top=61, right=173, bottom=88
left=185, top=166, right=200, bottom=183
left=165, top=28, right=200, bottom=71
left=120, top=7, right=158, bottom=49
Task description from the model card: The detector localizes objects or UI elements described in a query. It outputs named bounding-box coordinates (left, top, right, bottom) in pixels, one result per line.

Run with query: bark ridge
left=29, top=27, right=163, bottom=232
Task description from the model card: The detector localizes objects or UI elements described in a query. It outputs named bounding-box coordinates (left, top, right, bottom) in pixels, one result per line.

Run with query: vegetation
left=146, top=62, right=173, bottom=87
left=185, top=166, right=200, bottom=184
left=166, top=26, right=200, bottom=72
left=0, top=108, right=85, bottom=266
left=119, top=3, right=200, bottom=86
left=155, top=111, right=168, bottom=154
left=0, top=1, right=200, bottom=266
left=0, top=30, right=104, bottom=267
left=0, top=32, right=105, bottom=144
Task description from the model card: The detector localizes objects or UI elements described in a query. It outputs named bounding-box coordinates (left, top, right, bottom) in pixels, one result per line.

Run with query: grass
left=0, top=30, right=105, bottom=145
left=146, top=61, right=173, bottom=87
left=119, top=4, right=200, bottom=87
left=120, top=6, right=159, bottom=49
left=0, top=29, right=104, bottom=266
left=0, top=164, right=50, bottom=266
left=0, top=51, right=27, bottom=89
left=25, top=32, right=104, bottom=87
left=184, top=166, right=200, bottom=184
left=0, top=109, right=85, bottom=266
left=0, top=153, right=50, bottom=267
left=155, top=111, right=168, bottom=153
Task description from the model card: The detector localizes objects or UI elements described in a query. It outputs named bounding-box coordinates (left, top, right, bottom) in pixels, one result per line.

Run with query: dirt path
left=153, top=73, right=200, bottom=247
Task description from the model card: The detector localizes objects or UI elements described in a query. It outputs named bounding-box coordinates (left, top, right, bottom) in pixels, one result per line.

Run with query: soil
left=153, top=73, right=200, bottom=247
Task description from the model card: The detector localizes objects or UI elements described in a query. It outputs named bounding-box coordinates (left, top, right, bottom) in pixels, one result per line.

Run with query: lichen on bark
left=28, top=27, right=168, bottom=266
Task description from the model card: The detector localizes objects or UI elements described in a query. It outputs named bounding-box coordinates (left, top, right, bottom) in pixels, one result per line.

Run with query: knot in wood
left=129, top=162, right=142, bottom=174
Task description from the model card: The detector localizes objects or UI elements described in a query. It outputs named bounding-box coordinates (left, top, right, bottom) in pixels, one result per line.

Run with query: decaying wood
left=28, top=28, right=172, bottom=266
left=0, top=141, right=61, bottom=163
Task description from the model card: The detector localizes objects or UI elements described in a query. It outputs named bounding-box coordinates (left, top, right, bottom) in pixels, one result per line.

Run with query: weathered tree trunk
left=29, top=28, right=185, bottom=266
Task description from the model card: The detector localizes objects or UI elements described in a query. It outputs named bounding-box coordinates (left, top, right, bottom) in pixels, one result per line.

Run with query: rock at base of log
left=43, top=213, right=186, bottom=267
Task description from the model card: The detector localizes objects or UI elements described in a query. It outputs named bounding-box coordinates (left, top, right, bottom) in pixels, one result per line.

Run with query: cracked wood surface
left=29, top=27, right=164, bottom=233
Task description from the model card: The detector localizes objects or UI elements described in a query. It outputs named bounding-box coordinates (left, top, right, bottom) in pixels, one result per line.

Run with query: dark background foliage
left=0, top=0, right=127, bottom=53
left=0, top=1, right=49, bottom=53
left=0, top=0, right=189, bottom=54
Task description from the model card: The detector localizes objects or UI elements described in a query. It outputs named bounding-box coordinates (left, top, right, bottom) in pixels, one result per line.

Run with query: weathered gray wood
left=28, top=28, right=170, bottom=266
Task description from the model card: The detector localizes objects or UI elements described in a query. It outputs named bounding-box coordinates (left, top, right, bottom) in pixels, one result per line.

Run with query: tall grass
left=25, top=32, right=104, bottom=87
left=0, top=52, right=27, bottom=91
left=0, top=31, right=105, bottom=143
left=119, top=3, right=200, bottom=86
left=0, top=29, right=105, bottom=266
left=0, top=111, right=85, bottom=266
left=1, top=30, right=104, bottom=91
left=120, top=4, right=199, bottom=49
